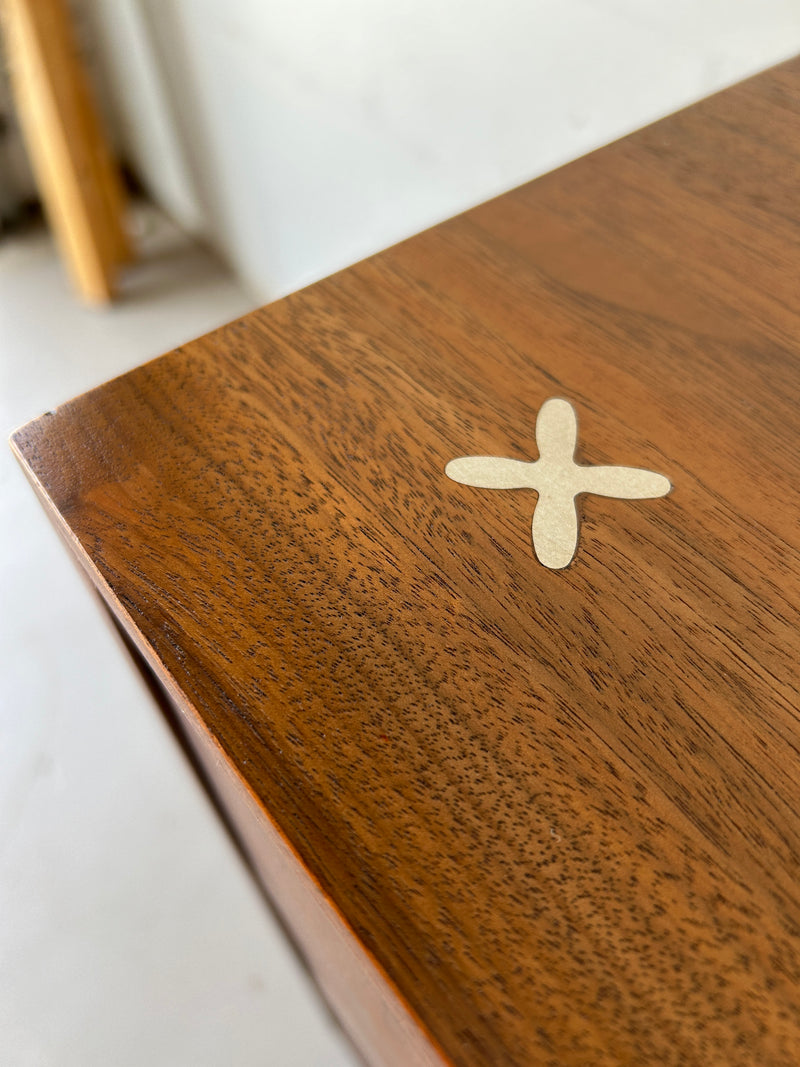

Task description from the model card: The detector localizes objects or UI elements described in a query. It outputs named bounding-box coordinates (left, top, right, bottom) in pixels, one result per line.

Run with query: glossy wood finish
left=12, top=58, right=800, bottom=1065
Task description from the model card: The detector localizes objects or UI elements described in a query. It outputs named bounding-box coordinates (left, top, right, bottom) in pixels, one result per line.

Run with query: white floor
left=0, top=210, right=359, bottom=1067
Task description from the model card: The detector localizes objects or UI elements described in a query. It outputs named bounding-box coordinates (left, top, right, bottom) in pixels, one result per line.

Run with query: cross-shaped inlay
left=445, top=397, right=671, bottom=569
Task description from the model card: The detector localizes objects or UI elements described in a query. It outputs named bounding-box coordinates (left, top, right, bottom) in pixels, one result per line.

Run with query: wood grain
left=12, top=58, right=800, bottom=1065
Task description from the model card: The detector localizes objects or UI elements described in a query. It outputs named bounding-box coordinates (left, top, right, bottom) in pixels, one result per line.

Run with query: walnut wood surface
left=13, top=58, right=800, bottom=1066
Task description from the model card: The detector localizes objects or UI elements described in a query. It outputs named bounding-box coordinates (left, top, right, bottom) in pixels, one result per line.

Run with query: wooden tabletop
left=13, top=58, right=800, bottom=1066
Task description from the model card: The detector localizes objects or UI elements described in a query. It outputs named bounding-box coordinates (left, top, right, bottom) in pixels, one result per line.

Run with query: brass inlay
left=445, top=397, right=671, bottom=569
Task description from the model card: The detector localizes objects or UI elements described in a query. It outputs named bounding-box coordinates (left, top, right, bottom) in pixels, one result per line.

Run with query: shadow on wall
left=82, top=0, right=206, bottom=240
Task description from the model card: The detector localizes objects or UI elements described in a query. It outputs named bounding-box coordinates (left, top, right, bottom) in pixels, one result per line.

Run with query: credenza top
left=13, top=58, right=800, bottom=1066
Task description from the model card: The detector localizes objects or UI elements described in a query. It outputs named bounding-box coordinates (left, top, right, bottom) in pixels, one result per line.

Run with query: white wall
left=84, top=0, right=800, bottom=300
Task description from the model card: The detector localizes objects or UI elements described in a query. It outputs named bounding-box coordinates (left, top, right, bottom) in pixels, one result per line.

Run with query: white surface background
left=82, top=0, right=800, bottom=300
left=2, top=3, right=800, bottom=1064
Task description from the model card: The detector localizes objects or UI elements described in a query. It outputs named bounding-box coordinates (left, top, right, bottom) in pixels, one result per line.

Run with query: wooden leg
left=1, top=0, right=132, bottom=303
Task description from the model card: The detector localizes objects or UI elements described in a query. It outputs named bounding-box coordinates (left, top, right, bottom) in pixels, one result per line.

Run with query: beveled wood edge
left=10, top=433, right=452, bottom=1067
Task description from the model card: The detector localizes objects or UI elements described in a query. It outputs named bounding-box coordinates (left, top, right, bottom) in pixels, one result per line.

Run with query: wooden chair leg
left=2, top=0, right=132, bottom=303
